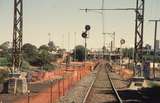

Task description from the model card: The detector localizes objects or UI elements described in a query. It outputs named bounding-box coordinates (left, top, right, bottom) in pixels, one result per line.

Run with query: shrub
left=0, top=69, right=8, bottom=83
left=41, top=63, right=56, bottom=71
left=22, top=60, right=30, bottom=70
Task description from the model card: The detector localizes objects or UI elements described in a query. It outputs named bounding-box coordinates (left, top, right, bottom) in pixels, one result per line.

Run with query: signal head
left=85, top=25, right=91, bottom=31
left=82, top=32, right=88, bottom=38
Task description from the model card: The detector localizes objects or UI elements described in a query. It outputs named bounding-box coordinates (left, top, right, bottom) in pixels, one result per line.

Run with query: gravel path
left=58, top=71, right=96, bottom=103
left=58, top=63, right=102, bottom=103
left=109, top=72, right=129, bottom=90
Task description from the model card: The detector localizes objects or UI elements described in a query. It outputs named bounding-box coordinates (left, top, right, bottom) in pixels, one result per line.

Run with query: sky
left=0, top=0, right=160, bottom=50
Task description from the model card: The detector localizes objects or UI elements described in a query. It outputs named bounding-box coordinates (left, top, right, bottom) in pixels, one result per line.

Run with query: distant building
left=156, top=40, right=159, bottom=50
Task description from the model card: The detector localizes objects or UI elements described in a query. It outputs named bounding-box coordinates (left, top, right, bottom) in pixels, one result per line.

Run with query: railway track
left=58, top=62, right=160, bottom=103
left=83, top=63, right=123, bottom=103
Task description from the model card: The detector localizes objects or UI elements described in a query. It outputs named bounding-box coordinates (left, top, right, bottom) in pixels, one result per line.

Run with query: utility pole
left=12, top=0, right=23, bottom=72
left=81, top=25, right=91, bottom=62
left=62, top=34, right=64, bottom=49
left=107, top=32, right=115, bottom=51
left=85, top=38, right=87, bottom=61
left=48, top=33, right=51, bottom=42
left=113, top=32, right=115, bottom=51
left=149, top=19, right=160, bottom=79
left=134, top=0, right=145, bottom=77
left=5, top=0, right=28, bottom=95
left=120, top=39, right=125, bottom=70
left=74, top=32, right=77, bottom=61
left=68, top=32, right=70, bottom=52
left=101, top=0, right=106, bottom=60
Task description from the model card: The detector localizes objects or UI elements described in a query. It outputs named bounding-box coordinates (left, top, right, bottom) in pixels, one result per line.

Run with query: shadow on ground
left=118, top=87, right=160, bottom=103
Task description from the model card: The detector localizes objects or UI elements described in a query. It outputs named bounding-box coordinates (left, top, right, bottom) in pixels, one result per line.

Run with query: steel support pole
left=12, top=0, right=23, bottom=72
left=74, top=32, right=77, bottom=61
left=153, top=21, right=157, bottom=79
left=120, top=44, right=122, bottom=70
left=113, top=32, right=115, bottom=51
left=103, top=34, right=105, bottom=60
left=85, top=38, right=87, bottom=62
left=149, top=20, right=160, bottom=79
left=84, top=38, right=87, bottom=69
left=134, top=0, right=145, bottom=76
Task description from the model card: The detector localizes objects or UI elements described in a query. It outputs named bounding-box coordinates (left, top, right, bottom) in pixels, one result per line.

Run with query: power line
left=80, top=8, right=138, bottom=11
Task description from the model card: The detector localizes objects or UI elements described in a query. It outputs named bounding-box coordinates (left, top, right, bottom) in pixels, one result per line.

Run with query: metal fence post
left=50, top=81, right=53, bottom=103
left=58, top=80, right=60, bottom=98
left=27, top=90, right=30, bottom=103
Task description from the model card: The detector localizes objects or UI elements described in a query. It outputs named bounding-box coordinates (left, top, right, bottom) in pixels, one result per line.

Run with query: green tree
left=21, top=60, right=30, bottom=70
left=73, top=45, right=87, bottom=61
left=39, top=45, right=49, bottom=51
left=38, top=49, right=55, bottom=70
left=48, top=41, right=56, bottom=52
left=128, top=48, right=134, bottom=59
left=22, top=43, right=39, bottom=65
left=122, top=48, right=134, bottom=59
left=57, top=48, right=66, bottom=58
left=39, top=50, right=50, bottom=65
left=0, top=41, right=12, bottom=66
left=0, top=41, right=10, bottom=50
left=0, top=41, right=10, bottom=57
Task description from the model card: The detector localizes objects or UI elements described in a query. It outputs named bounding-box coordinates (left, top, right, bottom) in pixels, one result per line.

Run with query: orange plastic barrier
left=14, top=62, right=97, bottom=103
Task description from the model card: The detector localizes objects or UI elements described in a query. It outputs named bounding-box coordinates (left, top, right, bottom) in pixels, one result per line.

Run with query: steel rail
left=83, top=63, right=123, bottom=103
left=82, top=77, right=96, bottom=103
left=82, top=64, right=102, bottom=103
left=105, top=64, right=123, bottom=103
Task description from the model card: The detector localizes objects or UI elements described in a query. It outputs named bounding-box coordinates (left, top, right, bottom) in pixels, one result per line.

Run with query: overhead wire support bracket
left=80, top=8, right=143, bottom=12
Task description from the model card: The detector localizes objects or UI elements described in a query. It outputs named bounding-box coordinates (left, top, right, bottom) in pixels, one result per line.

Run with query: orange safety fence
left=13, top=62, right=97, bottom=103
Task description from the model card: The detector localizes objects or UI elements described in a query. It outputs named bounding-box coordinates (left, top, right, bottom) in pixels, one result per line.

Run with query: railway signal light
left=81, top=25, right=91, bottom=39
left=120, top=39, right=125, bottom=45
left=81, top=25, right=91, bottom=62
left=85, top=25, right=91, bottom=31
left=82, top=32, right=88, bottom=38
